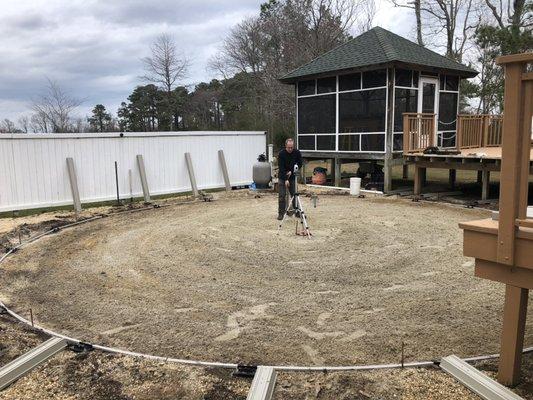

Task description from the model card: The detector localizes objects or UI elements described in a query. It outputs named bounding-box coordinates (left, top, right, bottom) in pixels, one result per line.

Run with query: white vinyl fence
left=0, top=131, right=266, bottom=212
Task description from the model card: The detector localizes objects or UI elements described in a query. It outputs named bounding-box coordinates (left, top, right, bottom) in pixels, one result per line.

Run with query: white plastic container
left=350, top=177, right=361, bottom=196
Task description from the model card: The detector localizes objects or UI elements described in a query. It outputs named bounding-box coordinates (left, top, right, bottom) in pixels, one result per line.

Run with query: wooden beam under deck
left=404, top=153, right=533, bottom=174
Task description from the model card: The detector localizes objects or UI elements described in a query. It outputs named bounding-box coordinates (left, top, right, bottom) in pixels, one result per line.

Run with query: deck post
left=383, top=67, right=394, bottom=193
left=300, top=160, right=306, bottom=184
left=414, top=165, right=425, bottom=195
left=477, top=170, right=483, bottom=184
left=334, top=158, right=341, bottom=187
left=498, top=285, right=528, bottom=385
left=383, top=159, right=393, bottom=192
left=481, top=170, right=490, bottom=200
left=402, top=164, right=409, bottom=180
left=496, top=59, right=531, bottom=266
left=494, top=54, right=533, bottom=385
left=448, top=169, right=456, bottom=190
left=329, top=158, right=335, bottom=183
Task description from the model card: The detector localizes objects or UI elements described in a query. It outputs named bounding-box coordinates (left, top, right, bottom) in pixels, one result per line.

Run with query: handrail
left=515, top=218, right=533, bottom=229
left=402, top=113, right=504, bottom=154
left=402, top=113, right=435, bottom=153
left=457, top=114, right=503, bottom=149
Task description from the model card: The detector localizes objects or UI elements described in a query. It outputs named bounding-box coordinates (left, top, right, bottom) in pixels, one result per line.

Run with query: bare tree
left=0, top=119, right=17, bottom=133
left=17, top=115, right=30, bottom=133
left=483, top=0, right=532, bottom=29
left=30, top=111, right=49, bottom=133
left=390, top=0, right=477, bottom=61
left=142, top=33, right=189, bottom=93
left=414, top=0, right=424, bottom=45
left=31, top=78, right=83, bottom=133
left=142, top=33, right=190, bottom=130
left=353, top=0, right=377, bottom=34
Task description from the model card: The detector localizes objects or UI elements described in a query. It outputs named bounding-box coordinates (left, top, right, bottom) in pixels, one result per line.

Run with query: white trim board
left=305, top=184, right=383, bottom=195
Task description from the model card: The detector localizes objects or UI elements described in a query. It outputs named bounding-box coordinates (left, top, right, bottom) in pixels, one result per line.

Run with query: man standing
left=278, top=138, right=302, bottom=220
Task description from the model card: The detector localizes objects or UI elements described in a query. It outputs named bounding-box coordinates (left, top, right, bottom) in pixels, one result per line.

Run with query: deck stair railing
left=403, top=113, right=504, bottom=153
left=402, top=113, right=435, bottom=153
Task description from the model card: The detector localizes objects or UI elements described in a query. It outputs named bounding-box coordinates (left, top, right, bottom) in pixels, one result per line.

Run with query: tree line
left=1, top=0, right=531, bottom=148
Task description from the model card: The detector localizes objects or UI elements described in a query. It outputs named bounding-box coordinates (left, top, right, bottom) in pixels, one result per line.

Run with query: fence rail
left=0, top=131, right=266, bottom=212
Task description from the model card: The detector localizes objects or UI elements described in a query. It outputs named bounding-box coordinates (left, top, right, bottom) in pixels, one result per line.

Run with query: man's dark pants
left=278, top=177, right=296, bottom=215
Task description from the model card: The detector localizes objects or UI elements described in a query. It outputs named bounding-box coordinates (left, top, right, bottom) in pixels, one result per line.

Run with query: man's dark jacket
left=278, top=148, right=302, bottom=181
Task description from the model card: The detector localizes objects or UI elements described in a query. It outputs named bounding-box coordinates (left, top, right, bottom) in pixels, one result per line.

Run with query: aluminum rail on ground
left=0, top=337, right=68, bottom=390
left=441, top=355, right=524, bottom=400
left=247, top=366, right=277, bottom=400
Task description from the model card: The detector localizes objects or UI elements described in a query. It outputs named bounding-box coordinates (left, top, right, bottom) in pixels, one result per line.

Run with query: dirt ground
left=1, top=191, right=531, bottom=369
left=1, top=192, right=532, bottom=399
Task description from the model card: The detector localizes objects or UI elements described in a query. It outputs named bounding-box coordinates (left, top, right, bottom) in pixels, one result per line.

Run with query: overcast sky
left=0, top=0, right=412, bottom=122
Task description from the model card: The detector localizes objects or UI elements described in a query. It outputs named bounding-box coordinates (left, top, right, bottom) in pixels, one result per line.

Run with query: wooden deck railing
left=457, top=114, right=503, bottom=148
left=402, top=113, right=435, bottom=153
left=403, top=113, right=504, bottom=153
left=483, top=115, right=504, bottom=146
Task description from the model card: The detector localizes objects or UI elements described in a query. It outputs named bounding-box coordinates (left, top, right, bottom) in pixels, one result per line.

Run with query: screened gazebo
left=279, top=26, right=477, bottom=192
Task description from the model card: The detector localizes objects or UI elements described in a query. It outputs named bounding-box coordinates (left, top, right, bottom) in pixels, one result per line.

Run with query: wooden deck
left=404, top=146, right=533, bottom=200
left=406, top=146, right=533, bottom=160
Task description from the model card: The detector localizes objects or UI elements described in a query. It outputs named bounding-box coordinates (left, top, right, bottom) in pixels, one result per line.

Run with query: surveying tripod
left=277, top=165, right=312, bottom=238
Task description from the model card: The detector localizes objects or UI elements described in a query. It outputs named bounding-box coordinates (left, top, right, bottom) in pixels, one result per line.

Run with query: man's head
left=285, top=138, right=294, bottom=153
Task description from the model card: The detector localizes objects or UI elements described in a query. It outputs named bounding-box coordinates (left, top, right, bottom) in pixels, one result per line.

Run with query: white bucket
left=350, top=177, right=361, bottom=196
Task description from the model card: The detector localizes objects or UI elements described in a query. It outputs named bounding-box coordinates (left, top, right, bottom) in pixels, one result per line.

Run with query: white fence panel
left=0, top=131, right=266, bottom=212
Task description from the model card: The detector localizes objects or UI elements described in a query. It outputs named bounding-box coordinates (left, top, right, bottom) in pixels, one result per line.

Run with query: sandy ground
left=1, top=192, right=531, bottom=369
left=1, top=192, right=532, bottom=399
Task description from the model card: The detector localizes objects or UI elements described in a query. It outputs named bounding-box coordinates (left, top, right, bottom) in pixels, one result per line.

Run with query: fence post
left=218, top=150, right=231, bottom=192
left=184, top=152, right=199, bottom=197
left=66, top=158, right=82, bottom=213
left=136, top=155, right=151, bottom=203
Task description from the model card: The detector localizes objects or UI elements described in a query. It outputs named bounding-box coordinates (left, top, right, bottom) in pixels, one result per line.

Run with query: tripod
left=277, top=165, right=312, bottom=238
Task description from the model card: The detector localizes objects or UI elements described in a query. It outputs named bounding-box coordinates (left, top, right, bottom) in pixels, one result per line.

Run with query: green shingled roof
left=279, top=26, right=477, bottom=82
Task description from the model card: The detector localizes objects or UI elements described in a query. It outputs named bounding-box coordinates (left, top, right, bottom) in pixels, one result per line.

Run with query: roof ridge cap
left=373, top=27, right=398, bottom=61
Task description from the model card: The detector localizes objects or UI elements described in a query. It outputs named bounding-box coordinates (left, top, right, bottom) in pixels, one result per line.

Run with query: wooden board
left=475, top=260, right=533, bottom=289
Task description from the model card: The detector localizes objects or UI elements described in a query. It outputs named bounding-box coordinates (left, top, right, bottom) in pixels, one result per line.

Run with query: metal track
left=441, top=355, right=525, bottom=400
left=247, top=366, right=277, bottom=400
left=0, top=337, right=67, bottom=390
